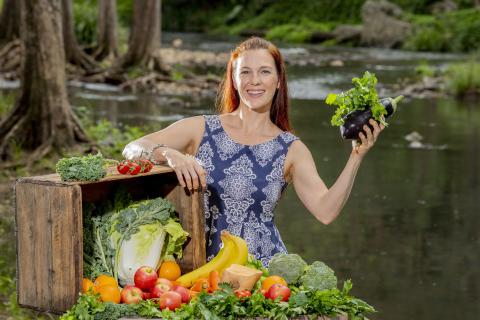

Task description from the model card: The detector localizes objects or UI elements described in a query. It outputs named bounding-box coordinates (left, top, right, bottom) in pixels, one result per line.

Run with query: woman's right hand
left=162, top=148, right=207, bottom=191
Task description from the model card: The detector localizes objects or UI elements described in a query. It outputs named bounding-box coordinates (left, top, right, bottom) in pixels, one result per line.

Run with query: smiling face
left=233, top=49, right=279, bottom=112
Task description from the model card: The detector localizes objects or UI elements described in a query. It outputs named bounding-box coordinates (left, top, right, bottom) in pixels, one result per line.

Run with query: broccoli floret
left=268, top=253, right=308, bottom=284
left=300, top=261, right=337, bottom=291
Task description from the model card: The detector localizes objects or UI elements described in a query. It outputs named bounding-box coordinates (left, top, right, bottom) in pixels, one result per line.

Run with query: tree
left=0, top=0, right=89, bottom=163
left=93, top=0, right=119, bottom=61
left=61, top=0, right=97, bottom=71
left=120, top=0, right=162, bottom=70
left=0, top=0, right=21, bottom=46
left=0, top=0, right=22, bottom=74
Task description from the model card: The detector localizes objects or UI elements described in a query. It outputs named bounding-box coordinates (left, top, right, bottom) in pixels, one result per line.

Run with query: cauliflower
left=300, top=261, right=337, bottom=291
left=267, top=253, right=308, bottom=284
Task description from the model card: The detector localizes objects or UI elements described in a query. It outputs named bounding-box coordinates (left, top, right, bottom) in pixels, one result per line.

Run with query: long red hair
left=215, top=37, right=292, bottom=132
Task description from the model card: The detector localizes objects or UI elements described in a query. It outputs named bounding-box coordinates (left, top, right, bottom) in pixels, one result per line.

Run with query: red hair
left=215, top=37, right=292, bottom=132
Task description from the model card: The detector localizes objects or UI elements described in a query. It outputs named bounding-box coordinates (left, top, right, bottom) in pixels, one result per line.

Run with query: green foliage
left=75, top=104, right=150, bottom=159
left=299, top=261, right=338, bottom=291
left=56, top=152, right=107, bottom=182
left=404, top=9, right=480, bottom=52
left=415, top=60, right=436, bottom=77
left=445, top=59, right=480, bottom=96
left=325, top=71, right=387, bottom=127
left=63, top=280, right=375, bottom=319
left=268, top=253, right=308, bottom=284
left=266, top=19, right=334, bottom=43
left=73, top=0, right=98, bottom=46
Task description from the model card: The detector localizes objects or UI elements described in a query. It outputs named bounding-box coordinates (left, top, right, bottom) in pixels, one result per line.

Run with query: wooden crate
left=15, top=166, right=206, bottom=314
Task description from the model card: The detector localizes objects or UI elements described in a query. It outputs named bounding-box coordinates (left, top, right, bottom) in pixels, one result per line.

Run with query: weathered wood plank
left=165, top=186, right=206, bottom=273
left=50, top=185, right=83, bottom=312
left=16, top=182, right=84, bottom=313
left=20, top=165, right=173, bottom=185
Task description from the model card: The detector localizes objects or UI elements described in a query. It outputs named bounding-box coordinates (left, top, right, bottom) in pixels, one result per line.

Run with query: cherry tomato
left=234, top=289, right=251, bottom=299
left=130, top=163, right=141, bottom=175
left=117, top=163, right=129, bottom=174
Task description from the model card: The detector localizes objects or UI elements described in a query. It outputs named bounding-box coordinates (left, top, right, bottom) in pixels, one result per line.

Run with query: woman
left=122, top=37, right=384, bottom=266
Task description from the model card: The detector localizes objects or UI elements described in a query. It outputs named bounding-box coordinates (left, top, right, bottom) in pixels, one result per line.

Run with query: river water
left=2, top=33, right=479, bottom=319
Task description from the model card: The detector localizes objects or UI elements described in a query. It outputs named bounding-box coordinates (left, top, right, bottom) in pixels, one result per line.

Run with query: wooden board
left=15, top=166, right=205, bottom=313
left=15, top=182, right=82, bottom=313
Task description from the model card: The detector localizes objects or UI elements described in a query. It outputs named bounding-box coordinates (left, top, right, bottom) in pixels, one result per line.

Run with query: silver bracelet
left=145, top=144, right=168, bottom=165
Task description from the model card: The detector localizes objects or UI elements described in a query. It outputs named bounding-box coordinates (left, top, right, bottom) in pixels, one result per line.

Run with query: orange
left=82, top=278, right=95, bottom=293
left=261, top=275, right=287, bottom=291
left=158, top=260, right=181, bottom=281
left=94, top=274, right=117, bottom=290
left=96, top=284, right=121, bottom=303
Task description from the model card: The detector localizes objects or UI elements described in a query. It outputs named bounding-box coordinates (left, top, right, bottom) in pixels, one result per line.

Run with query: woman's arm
left=288, top=119, right=384, bottom=224
left=122, top=115, right=207, bottom=190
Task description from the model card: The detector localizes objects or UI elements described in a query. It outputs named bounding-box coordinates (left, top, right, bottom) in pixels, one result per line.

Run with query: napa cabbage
left=83, top=196, right=189, bottom=286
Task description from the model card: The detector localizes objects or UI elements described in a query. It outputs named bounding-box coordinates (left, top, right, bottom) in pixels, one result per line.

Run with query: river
left=2, top=32, right=479, bottom=319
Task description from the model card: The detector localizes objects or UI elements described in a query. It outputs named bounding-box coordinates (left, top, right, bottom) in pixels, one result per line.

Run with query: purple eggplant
left=340, top=95, right=403, bottom=139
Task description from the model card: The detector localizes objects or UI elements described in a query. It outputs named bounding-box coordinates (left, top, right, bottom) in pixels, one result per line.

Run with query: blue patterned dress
left=194, top=115, right=300, bottom=267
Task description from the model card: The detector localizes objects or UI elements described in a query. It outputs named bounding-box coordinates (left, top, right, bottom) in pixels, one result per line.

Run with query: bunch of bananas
left=176, top=230, right=248, bottom=288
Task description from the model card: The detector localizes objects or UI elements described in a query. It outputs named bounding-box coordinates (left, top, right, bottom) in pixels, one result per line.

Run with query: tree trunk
left=119, top=0, right=162, bottom=70
left=0, top=0, right=21, bottom=46
left=0, top=0, right=89, bottom=162
left=61, top=0, right=97, bottom=72
left=93, top=0, right=119, bottom=61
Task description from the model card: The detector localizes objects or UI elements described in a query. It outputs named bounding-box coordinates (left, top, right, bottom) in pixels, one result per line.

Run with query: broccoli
left=267, top=253, right=308, bottom=284
left=300, top=261, right=337, bottom=291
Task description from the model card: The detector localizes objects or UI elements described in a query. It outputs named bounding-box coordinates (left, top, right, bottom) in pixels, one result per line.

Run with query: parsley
left=325, top=71, right=387, bottom=127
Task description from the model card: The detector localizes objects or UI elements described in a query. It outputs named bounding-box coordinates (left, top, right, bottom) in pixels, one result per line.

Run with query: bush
left=73, top=0, right=98, bottom=46
left=404, top=9, right=480, bottom=52
left=445, top=60, right=480, bottom=96
left=266, top=19, right=334, bottom=43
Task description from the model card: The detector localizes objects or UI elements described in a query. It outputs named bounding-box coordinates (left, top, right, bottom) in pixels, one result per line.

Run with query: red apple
left=150, top=282, right=171, bottom=299
left=159, top=291, right=182, bottom=310
left=171, top=285, right=190, bottom=303
left=155, top=278, right=173, bottom=287
left=267, top=284, right=290, bottom=302
left=121, top=285, right=144, bottom=304
left=134, top=266, right=158, bottom=291
left=143, top=291, right=151, bottom=300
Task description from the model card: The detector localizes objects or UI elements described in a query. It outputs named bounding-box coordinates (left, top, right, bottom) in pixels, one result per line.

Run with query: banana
left=176, top=231, right=237, bottom=288
left=224, top=232, right=249, bottom=266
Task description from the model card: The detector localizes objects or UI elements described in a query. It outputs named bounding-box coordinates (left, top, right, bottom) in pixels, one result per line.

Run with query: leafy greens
left=325, top=71, right=387, bottom=127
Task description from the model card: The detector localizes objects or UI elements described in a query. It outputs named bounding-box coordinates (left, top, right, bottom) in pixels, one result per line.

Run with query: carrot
left=209, top=270, right=219, bottom=292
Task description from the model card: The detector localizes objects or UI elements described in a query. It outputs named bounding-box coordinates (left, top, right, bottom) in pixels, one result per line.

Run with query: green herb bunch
left=325, top=71, right=387, bottom=127
left=62, top=281, right=375, bottom=320
left=56, top=152, right=107, bottom=182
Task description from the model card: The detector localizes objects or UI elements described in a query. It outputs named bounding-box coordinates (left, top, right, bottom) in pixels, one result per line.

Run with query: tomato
left=130, top=163, right=141, bottom=175
left=267, top=284, right=290, bottom=302
left=159, top=291, right=182, bottom=310
left=117, top=163, right=129, bottom=174
left=234, top=289, right=251, bottom=299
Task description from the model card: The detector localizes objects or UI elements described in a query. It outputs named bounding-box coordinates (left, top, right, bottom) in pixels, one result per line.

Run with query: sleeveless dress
left=194, top=115, right=300, bottom=267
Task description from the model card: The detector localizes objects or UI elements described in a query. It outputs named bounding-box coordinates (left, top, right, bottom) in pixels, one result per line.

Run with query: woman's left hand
left=352, top=118, right=385, bottom=157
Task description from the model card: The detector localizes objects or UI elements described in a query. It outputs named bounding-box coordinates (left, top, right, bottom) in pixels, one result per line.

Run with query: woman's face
left=233, top=49, right=279, bottom=112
